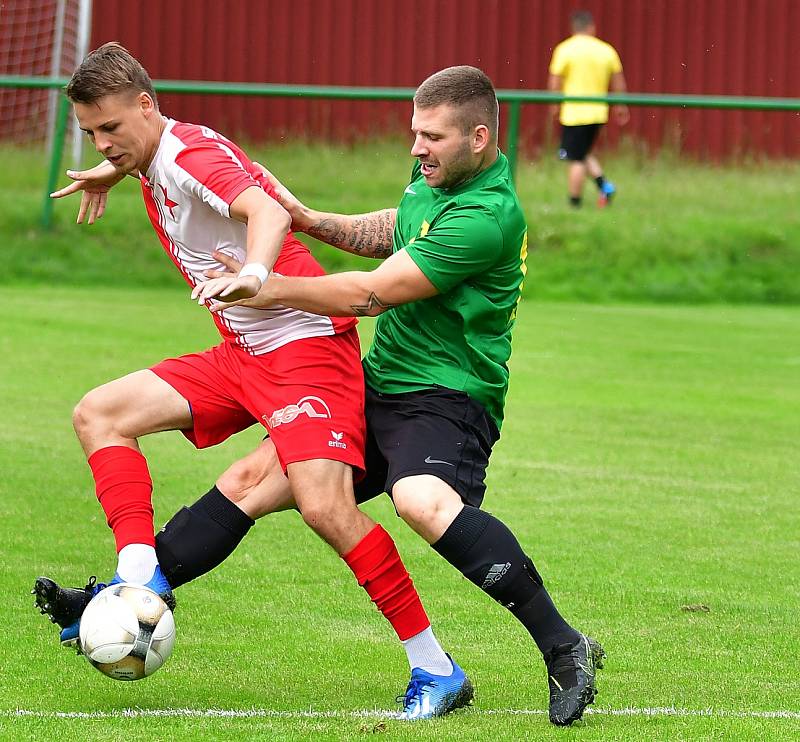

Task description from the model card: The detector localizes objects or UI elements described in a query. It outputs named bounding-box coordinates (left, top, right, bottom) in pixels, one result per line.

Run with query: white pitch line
left=588, top=707, right=800, bottom=720
left=4, top=706, right=800, bottom=721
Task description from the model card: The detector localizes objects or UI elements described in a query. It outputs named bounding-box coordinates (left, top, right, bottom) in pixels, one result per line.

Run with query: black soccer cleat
left=543, top=634, right=605, bottom=726
left=32, top=575, right=101, bottom=631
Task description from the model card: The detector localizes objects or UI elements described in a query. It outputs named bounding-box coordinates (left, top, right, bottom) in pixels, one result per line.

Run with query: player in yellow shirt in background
left=548, top=10, right=629, bottom=207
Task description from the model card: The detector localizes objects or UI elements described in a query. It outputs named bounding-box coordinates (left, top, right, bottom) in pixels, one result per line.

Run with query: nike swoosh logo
left=424, top=456, right=454, bottom=466
left=404, top=185, right=416, bottom=195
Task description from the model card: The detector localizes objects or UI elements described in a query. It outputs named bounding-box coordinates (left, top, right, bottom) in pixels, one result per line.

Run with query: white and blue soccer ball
left=79, top=583, right=175, bottom=681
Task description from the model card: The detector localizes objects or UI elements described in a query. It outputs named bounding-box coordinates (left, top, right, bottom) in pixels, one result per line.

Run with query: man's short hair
left=414, top=65, right=498, bottom=139
left=66, top=41, right=157, bottom=106
left=571, top=10, right=594, bottom=32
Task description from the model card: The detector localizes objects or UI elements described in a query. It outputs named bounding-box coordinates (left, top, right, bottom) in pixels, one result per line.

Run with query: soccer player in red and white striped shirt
left=34, top=43, right=471, bottom=716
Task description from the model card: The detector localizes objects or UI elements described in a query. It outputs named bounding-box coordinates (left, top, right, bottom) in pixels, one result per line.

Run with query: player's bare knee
left=297, top=493, right=335, bottom=528
left=72, top=388, right=111, bottom=440
left=393, top=479, right=464, bottom=541
left=393, top=489, right=431, bottom=528
left=298, top=485, right=355, bottom=534
left=216, top=459, right=262, bottom=501
left=298, top=500, right=331, bottom=533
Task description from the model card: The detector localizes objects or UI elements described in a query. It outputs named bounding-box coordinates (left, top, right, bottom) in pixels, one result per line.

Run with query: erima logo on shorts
left=264, top=396, right=331, bottom=428
left=482, top=562, right=511, bottom=589
left=328, top=430, right=347, bottom=449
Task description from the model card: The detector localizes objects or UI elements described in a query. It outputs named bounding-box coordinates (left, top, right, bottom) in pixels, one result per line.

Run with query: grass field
left=2, top=286, right=799, bottom=740
left=3, top=143, right=800, bottom=303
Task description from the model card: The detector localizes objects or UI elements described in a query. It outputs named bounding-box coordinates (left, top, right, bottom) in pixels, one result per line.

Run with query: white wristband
left=238, top=263, right=270, bottom=286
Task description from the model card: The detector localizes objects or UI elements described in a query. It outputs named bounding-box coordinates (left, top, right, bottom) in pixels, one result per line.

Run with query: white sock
left=116, top=544, right=158, bottom=584
left=402, top=626, right=453, bottom=675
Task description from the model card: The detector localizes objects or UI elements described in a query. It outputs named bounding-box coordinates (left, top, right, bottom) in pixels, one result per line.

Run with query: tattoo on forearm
left=349, top=211, right=395, bottom=257
left=309, top=209, right=395, bottom=258
left=350, top=292, right=395, bottom=316
left=309, top=219, right=349, bottom=249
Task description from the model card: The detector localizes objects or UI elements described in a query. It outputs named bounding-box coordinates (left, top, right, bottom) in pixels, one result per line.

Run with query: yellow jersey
left=549, top=34, right=623, bottom=126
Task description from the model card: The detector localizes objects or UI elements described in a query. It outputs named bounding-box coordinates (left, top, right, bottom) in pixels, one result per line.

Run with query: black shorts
left=558, top=123, right=603, bottom=161
left=354, top=385, right=500, bottom=508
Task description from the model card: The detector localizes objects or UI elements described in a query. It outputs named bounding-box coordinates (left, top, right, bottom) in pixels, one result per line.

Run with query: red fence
left=74, top=0, right=800, bottom=158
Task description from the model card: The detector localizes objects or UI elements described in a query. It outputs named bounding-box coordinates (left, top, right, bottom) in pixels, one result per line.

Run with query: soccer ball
left=79, top=583, right=176, bottom=681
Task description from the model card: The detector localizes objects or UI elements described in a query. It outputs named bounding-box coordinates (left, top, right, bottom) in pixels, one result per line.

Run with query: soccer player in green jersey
left=42, top=66, right=604, bottom=726
left=199, top=64, right=606, bottom=726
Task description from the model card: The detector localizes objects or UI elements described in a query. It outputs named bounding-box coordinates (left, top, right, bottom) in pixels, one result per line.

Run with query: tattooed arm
left=253, top=162, right=396, bottom=259
left=260, top=248, right=436, bottom=317
left=305, top=209, right=397, bottom=259
left=208, top=248, right=438, bottom=318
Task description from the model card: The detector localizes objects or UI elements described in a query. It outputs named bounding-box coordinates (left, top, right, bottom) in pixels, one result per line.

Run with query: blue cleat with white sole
left=33, top=566, right=175, bottom=650
left=398, top=655, right=474, bottom=720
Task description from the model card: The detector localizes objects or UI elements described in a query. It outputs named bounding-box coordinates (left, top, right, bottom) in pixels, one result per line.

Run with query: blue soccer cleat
left=597, top=180, right=616, bottom=207
left=140, top=563, right=173, bottom=599
left=397, top=655, right=474, bottom=720
left=33, top=566, right=175, bottom=650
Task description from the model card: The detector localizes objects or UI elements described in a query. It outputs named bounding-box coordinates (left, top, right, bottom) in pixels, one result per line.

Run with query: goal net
left=0, top=0, right=89, bottom=146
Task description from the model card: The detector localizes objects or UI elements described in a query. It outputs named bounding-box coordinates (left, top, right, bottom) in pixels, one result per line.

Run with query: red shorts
left=150, top=328, right=365, bottom=475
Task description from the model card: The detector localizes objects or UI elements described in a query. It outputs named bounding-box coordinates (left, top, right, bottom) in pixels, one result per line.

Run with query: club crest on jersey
left=264, top=396, right=332, bottom=428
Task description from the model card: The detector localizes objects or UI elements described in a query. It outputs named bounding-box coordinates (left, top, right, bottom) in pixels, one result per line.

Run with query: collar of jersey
left=144, top=118, right=177, bottom=181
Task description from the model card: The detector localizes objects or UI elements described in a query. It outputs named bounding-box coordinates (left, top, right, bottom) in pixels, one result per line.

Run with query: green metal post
left=506, top=100, right=522, bottom=182
left=43, top=93, right=71, bottom=229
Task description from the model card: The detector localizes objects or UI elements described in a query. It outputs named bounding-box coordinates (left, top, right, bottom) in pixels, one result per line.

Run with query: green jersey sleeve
left=403, top=204, right=504, bottom=294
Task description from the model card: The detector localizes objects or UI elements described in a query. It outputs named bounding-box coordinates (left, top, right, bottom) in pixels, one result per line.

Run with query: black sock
left=155, top=486, right=255, bottom=589
left=569, top=195, right=582, bottom=207
left=595, top=175, right=606, bottom=190
left=432, top=506, right=580, bottom=654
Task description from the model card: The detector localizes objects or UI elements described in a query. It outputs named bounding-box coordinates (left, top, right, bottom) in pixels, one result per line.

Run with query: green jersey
left=362, top=151, right=528, bottom=429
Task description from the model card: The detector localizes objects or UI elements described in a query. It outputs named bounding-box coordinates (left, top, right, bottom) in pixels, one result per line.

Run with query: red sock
left=342, top=524, right=430, bottom=641
left=88, top=446, right=155, bottom=552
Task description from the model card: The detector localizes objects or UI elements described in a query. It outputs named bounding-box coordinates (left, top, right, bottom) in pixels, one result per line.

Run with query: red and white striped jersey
left=140, top=118, right=355, bottom=355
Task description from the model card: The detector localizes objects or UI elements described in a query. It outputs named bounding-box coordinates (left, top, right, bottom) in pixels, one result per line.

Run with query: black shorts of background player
left=558, top=123, right=603, bottom=163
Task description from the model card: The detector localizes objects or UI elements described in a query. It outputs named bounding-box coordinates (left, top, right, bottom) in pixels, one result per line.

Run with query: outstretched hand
left=190, top=273, right=262, bottom=305
left=49, top=161, right=126, bottom=224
